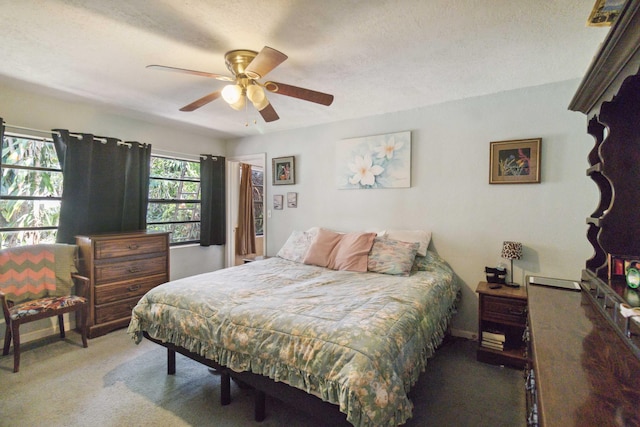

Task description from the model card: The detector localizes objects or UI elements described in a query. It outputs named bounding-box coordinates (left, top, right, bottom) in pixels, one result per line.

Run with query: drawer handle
left=508, top=308, right=525, bottom=316
left=128, top=266, right=140, bottom=273
left=128, top=284, right=141, bottom=292
left=128, top=244, right=139, bottom=250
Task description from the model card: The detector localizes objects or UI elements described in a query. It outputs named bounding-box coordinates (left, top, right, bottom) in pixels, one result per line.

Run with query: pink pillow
left=303, top=228, right=376, bottom=272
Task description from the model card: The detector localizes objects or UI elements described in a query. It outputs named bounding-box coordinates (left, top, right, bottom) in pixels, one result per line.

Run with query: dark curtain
left=52, top=130, right=151, bottom=244
left=200, top=155, right=226, bottom=246
left=236, top=163, right=256, bottom=255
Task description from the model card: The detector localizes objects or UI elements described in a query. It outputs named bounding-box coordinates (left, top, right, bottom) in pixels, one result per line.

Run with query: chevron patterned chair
left=0, top=244, right=89, bottom=372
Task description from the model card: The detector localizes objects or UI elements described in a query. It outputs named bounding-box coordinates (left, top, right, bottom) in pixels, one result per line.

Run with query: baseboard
left=450, top=328, right=477, bottom=341
left=0, top=315, right=77, bottom=343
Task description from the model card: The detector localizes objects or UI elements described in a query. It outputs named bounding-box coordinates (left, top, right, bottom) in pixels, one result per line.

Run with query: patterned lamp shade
left=501, top=241, right=522, bottom=260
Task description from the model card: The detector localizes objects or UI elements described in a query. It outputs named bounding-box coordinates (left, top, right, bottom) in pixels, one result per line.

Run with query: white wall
left=0, top=82, right=227, bottom=341
left=227, top=79, right=596, bottom=337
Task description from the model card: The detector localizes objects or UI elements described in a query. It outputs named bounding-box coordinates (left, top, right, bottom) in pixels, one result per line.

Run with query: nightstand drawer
left=483, top=295, right=527, bottom=325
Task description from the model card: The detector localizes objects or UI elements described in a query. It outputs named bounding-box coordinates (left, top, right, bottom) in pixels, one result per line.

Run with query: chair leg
left=3, top=324, right=11, bottom=356
left=11, top=322, right=20, bottom=373
left=58, top=314, right=66, bottom=339
left=80, top=304, right=88, bottom=348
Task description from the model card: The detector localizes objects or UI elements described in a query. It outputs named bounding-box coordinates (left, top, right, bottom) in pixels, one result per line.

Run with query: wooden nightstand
left=476, top=281, right=528, bottom=369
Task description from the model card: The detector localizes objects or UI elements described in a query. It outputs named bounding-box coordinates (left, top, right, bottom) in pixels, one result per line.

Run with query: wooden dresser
left=525, top=1, right=640, bottom=425
left=526, top=284, right=640, bottom=426
left=76, top=231, right=170, bottom=338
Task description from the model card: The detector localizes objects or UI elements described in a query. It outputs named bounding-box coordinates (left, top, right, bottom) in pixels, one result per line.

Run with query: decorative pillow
left=368, top=237, right=419, bottom=276
left=277, top=230, right=314, bottom=263
left=385, top=229, right=431, bottom=256
left=412, top=250, right=442, bottom=272
left=303, top=228, right=376, bottom=272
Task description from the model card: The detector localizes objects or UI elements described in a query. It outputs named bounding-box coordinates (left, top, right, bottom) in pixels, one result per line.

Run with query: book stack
left=481, top=330, right=505, bottom=351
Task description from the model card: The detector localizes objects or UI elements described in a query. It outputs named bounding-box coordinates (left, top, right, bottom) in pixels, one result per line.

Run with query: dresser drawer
left=95, top=296, right=141, bottom=324
left=94, top=255, right=167, bottom=284
left=94, top=235, right=167, bottom=259
left=483, top=295, right=527, bottom=325
left=95, top=274, right=166, bottom=305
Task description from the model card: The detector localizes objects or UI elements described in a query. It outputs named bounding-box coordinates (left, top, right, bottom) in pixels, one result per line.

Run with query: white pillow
left=277, top=230, right=315, bottom=263
left=385, top=229, right=431, bottom=256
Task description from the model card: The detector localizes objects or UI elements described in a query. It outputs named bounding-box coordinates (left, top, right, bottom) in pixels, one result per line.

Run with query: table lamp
left=501, top=241, right=522, bottom=287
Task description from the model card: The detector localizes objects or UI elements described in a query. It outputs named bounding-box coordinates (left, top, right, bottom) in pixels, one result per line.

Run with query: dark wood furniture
left=76, top=231, right=169, bottom=338
left=568, top=0, right=640, bottom=358
left=476, top=281, right=528, bottom=369
left=522, top=1, right=640, bottom=425
left=0, top=244, right=89, bottom=372
left=526, top=284, right=640, bottom=427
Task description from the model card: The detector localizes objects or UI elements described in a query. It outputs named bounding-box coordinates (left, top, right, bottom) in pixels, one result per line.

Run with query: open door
left=225, top=153, right=266, bottom=267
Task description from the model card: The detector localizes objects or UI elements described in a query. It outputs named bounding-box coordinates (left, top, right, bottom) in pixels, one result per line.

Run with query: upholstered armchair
left=0, top=244, right=89, bottom=372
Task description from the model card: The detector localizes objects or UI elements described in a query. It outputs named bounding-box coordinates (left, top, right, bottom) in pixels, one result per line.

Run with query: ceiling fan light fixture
left=229, top=96, right=246, bottom=111
left=247, top=84, right=268, bottom=111
left=221, top=84, right=243, bottom=104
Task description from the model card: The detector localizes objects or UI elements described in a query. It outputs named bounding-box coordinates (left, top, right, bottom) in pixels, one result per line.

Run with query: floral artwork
left=336, top=131, right=411, bottom=189
left=489, top=138, right=541, bottom=184
left=272, top=156, right=295, bottom=185
left=498, top=148, right=530, bottom=176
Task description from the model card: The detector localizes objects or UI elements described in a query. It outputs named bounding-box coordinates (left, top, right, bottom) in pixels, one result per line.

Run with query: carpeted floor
left=0, top=330, right=525, bottom=426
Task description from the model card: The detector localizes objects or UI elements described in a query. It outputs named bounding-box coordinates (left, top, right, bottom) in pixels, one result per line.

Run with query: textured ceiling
left=0, top=0, right=609, bottom=139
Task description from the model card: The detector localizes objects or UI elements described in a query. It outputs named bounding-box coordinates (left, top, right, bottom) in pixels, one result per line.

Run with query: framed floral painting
left=336, top=131, right=411, bottom=189
left=273, top=156, right=295, bottom=185
left=489, top=138, right=541, bottom=184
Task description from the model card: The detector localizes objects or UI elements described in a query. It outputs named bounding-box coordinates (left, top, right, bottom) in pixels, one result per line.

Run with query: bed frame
left=143, top=332, right=350, bottom=425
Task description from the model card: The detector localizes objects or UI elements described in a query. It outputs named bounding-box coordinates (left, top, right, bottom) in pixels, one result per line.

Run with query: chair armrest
left=71, top=273, right=91, bottom=299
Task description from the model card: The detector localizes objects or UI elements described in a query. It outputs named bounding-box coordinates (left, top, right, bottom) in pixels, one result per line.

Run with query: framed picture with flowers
left=489, top=138, right=541, bottom=184
left=336, top=131, right=411, bottom=189
left=273, top=156, right=295, bottom=185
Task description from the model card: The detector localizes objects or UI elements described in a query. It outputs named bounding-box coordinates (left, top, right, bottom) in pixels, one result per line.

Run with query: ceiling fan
left=147, top=46, right=334, bottom=123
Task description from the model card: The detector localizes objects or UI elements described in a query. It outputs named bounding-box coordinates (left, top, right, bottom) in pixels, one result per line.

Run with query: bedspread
left=128, top=254, right=458, bottom=426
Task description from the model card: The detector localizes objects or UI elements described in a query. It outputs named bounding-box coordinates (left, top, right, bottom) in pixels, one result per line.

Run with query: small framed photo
left=273, top=195, right=283, bottom=210
left=287, top=192, right=297, bottom=208
left=489, top=138, right=541, bottom=184
left=273, top=156, right=295, bottom=185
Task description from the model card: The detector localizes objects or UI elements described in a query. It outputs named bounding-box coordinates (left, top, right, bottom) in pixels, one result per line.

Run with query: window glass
left=147, top=155, right=201, bottom=245
left=0, top=134, right=62, bottom=248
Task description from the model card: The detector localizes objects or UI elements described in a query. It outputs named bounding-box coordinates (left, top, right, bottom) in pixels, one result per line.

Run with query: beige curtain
left=236, top=163, right=256, bottom=255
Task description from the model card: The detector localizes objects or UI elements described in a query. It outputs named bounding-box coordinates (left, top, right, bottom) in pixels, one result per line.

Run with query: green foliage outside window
left=0, top=135, right=62, bottom=248
left=147, top=156, right=201, bottom=244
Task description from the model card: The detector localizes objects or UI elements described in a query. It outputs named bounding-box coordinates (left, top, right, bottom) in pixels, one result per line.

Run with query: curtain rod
left=3, top=123, right=139, bottom=148
left=4, top=123, right=61, bottom=136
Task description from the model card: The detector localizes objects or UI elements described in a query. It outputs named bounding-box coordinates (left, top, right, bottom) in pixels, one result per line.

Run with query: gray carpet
left=0, top=330, right=524, bottom=426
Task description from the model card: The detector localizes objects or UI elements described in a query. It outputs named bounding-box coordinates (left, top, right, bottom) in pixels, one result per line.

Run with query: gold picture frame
left=489, top=138, right=541, bottom=184
left=587, top=0, right=625, bottom=27
left=272, top=156, right=295, bottom=185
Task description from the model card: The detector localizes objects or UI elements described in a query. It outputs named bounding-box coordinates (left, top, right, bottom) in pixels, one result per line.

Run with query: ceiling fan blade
left=179, top=90, right=222, bottom=112
left=245, top=47, right=288, bottom=79
left=147, top=65, right=234, bottom=81
left=264, top=81, right=334, bottom=106
left=259, top=103, right=280, bottom=122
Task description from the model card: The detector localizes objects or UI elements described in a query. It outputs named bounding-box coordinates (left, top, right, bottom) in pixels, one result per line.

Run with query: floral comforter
left=128, top=254, right=458, bottom=427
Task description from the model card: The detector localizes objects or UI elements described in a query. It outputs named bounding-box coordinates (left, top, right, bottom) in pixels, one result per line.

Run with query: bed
left=127, top=229, right=460, bottom=426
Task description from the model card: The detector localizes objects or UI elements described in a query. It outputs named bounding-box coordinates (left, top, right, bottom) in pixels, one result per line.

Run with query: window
left=147, top=155, right=201, bottom=245
left=0, top=133, right=62, bottom=248
left=251, top=167, right=264, bottom=236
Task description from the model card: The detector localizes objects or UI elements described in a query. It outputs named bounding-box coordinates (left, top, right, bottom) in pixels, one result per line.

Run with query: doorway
left=225, top=153, right=266, bottom=267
